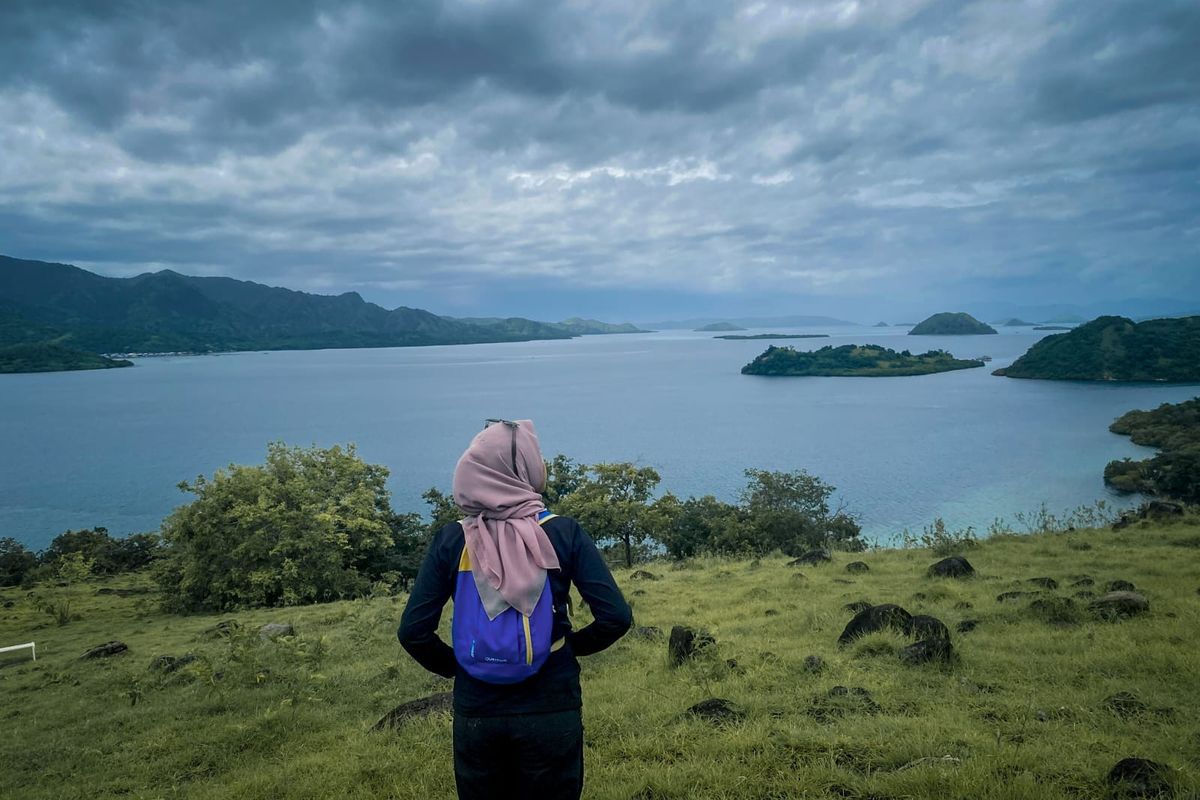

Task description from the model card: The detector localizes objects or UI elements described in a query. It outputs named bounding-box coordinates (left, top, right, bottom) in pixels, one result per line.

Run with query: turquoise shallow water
left=1, top=326, right=1195, bottom=550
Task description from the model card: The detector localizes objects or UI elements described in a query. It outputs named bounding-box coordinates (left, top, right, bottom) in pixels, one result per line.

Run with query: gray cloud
left=0, top=0, right=1197, bottom=320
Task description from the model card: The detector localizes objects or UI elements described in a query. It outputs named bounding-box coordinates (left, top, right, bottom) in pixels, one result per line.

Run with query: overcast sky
left=1, top=0, right=1197, bottom=322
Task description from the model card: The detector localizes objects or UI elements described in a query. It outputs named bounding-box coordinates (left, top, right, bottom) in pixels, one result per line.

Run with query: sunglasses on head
left=484, top=418, right=520, bottom=476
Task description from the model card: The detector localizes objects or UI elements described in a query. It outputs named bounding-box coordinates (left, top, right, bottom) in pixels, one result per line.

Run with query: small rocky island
left=909, top=312, right=998, bottom=335
left=994, top=315, right=1200, bottom=381
left=741, top=344, right=985, bottom=377
left=695, top=321, right=746, bottom=332
left=0, top=343, right=133, bottom=374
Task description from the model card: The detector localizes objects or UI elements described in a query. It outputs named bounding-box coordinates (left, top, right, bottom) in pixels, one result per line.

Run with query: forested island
left=1034, top=325, right=1072, bottom=331
left=0, top=343, right=132, bottom=374
left=909, top=312, right=998, bottom=335
left=994, top=315, right=1200, bottom=381
left=715, top=333, right=830, bottom=340
left=741, top=344, right=984, bottom=376
left=0, top=255, right=646, bottom=373
left=1103, top=397, right=1200, bottom=503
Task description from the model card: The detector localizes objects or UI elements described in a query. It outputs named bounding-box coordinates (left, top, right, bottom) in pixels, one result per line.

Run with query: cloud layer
left=2, top=0, right=1197, bottom=319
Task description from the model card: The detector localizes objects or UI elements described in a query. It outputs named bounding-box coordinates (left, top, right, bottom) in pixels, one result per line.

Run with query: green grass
left=3, top=519, right=1200, bottom=799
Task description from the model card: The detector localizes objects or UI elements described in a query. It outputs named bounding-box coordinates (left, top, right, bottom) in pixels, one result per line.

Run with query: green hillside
left=994, top=316, right=1200, bottom=381
left=742, top=344, right=984, bottom=377
left=0, top=255, right=583, bottom=366
left=2, top=518, right=1197, bottom=799
left=0, top=343, right=132, bottom=373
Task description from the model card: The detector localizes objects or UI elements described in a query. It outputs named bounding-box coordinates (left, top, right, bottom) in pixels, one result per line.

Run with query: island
left=0, top=343, right=133, bottom=374
left=873, top=321, right=889, bottom=327
left=1002, top=318, right=1033, bottom=327
left=909, top=312, right=998, bottom=335
left=740, top=344, right=985, bottom=377
left=695, top=322, right=746, bottom=332
left=1103, top=397, right=1199, bottom=503
left=0, top=254, right=647, bottom=374
left=993, top=315, right=1200, bottom=381
left=1033, top=325, right=1072, bottom=331
left=715, top=333, right=830, bottom=340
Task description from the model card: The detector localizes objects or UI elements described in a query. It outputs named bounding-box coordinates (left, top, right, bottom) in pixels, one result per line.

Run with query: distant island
left=993, top=315, right=1200, bottom=381
left=0, top=255, right=646, bottom=374
left=641, top=314, right=855, bottom=329
left=909, top=313, right=998, bottom=336
left=0, top=343, right=132, bottom=374
left=715, top=333, right=830, bottom=340
left=1103, top=397, right=1199, bottom=503
left=1002, top=318, right=1032, bottom=327
left=741, top=344, right=985, bottom=377
left=695, top=322, right=747, bottom=332
left=1033, top=325, right=1072, bottom=331
left=873, top=321, right=889, bottom=327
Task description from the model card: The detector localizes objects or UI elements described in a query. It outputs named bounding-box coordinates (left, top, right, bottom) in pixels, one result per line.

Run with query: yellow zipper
left=522, top=614, right=533, bottom=665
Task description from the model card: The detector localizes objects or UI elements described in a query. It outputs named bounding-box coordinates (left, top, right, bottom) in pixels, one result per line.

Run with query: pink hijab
left=452, top=419, right=560, bottom=618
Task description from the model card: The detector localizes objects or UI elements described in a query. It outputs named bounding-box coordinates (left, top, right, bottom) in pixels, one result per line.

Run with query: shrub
left=0, top=538, right=37, bottom=587
left=156, top=442, right=418, bottom=611
left=739, top=469, right=864, bottom=555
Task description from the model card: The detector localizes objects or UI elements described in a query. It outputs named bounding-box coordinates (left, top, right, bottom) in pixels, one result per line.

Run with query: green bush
left=0, top=537, right=37, bottom=587
left=155, top=442, right=419, bottom=611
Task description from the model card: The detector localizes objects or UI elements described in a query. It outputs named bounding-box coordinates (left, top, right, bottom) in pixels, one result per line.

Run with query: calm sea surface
left=2, top=327, right=1196, bottom=550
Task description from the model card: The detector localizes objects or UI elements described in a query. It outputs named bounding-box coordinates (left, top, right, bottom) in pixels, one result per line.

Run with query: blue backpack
left=452, top=511, right=558, bottom=684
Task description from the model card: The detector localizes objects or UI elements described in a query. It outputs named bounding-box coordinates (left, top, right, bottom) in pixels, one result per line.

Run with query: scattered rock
left=789, top=548, right=832, bottom=567
left=900, top=639, right=953, bottom=665
left=372, top=692, right=453, bottom=730
left=842, top=600, right=872, bottom=615
left=1070, top=576, right=1095, bottom=587
left=807, top=686, right=881, bottom=722
left=832, top=578, right=853, bottom=585
left=1106, top=579, right=1137, bottom=592
left=631, top=589, right=647, bottom=596
left=837, top=604, right=912, bottom=646
left=1106, top=757, right=1173, bottom=798
left=1090, top=591, right=1150, bottom=620
left=1027, top=577, right=1058, bottom=590
left=82, top=641, right=128, bottom=659
left=911, top=592, right=928, bottom=601
left=845, top=561, right=870, bottom=574
left=259, top=623, right=296, bottom=640
left=803, top=654, right=825, bottom=673
left=955, top=619, right=980, bottom=634
left=685, top=697, right=745, bottom=724
left=996, top=591, right=1035, bottom=604
left=629, top=570, right=660, bottom=581
left=204, top=620, right=241, bottom=638
left=149, top=654, right=196, bottom=673
left=927, top=556, right=975, bottom=578
left=953, top=601, right=973, bottom=610
left=1073, top=590, right=1096, bottom=599
left=1145, top=500, right=1184, bottom=518
left=632, top=626, right=662, bottom=641
left=900, top=615, right=953, bottom=664
left=1104, top=692, right=1149, bottom=718
left=668, top=625, right=714, bottom=666
left=764, top=609, right=779, bottom=617
left=1027, top=596, right=1082, bottom=625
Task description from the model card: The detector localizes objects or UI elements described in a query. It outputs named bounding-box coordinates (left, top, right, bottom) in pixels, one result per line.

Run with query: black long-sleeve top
left=398, top=514, right=632, bottom=717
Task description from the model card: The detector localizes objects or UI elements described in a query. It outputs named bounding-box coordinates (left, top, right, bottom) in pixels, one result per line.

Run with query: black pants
left=452, top=708, right=583, bottom=800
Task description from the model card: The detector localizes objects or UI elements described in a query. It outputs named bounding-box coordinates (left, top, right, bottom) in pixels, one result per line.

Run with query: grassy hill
left=4, top=517, right=1197, bottom=799
left=994, top=316, right=1200, bottom=382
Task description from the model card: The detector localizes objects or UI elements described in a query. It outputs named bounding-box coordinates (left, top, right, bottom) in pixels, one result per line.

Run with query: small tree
left=0, top=538, right=37, bottom=587
left=156, top=442, right=400, bottom=611
left=558, top=462, right=661, bottom=567
left=740, top=468, right=863, bottom=554
left=653, top=494, right=744, bottom=558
